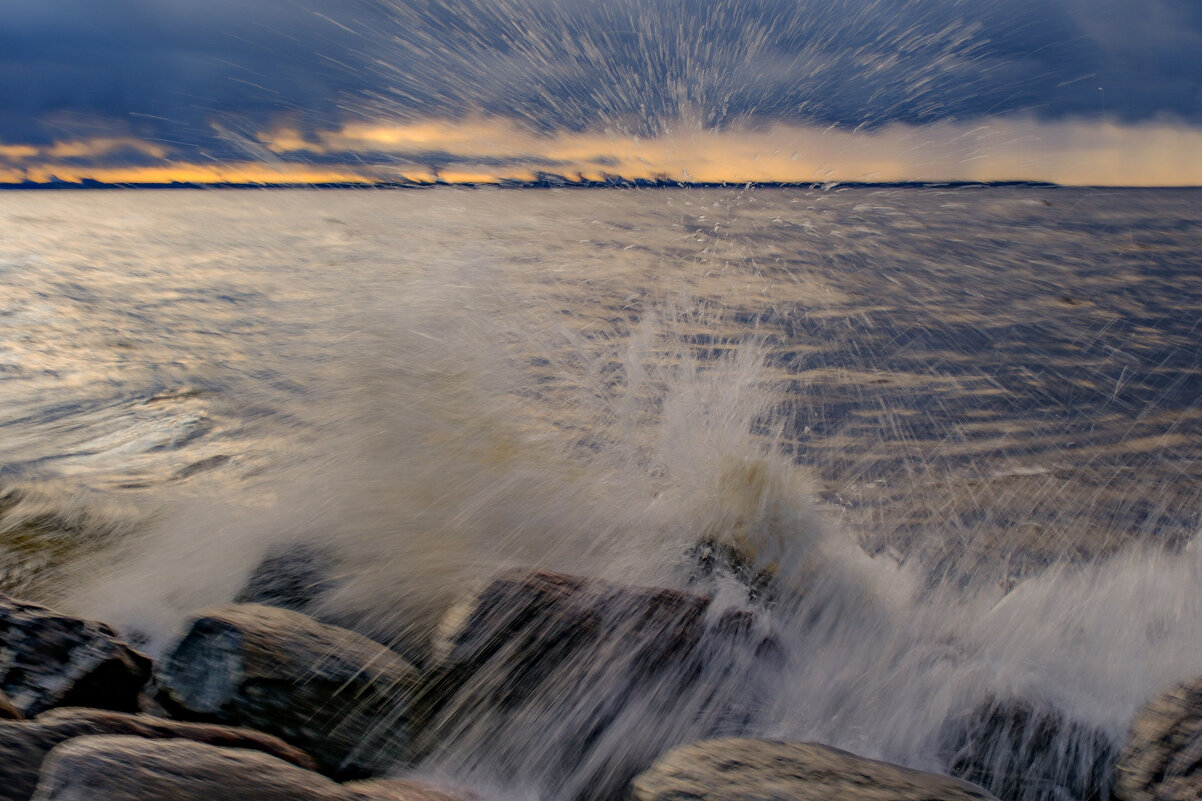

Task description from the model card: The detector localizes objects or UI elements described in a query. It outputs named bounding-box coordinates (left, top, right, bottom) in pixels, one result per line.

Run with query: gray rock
left=0, top=594, right=151, bottom=717
left=940, top=696, right=1117, bottom=801
left=429, top=569, right=711, bottom=704
left=1117, top=676, right=1202, bottom=800
left=234, top=543, right=339, bottom=614
left=0, top=707, right=315, bottom=801
left=30, top=735, right=356, bottom=801
left=414, top=570, right=721, bottom=801
left=630, top=738, right=1000, bottom=801
left=155, top=603, right=421, bottom=779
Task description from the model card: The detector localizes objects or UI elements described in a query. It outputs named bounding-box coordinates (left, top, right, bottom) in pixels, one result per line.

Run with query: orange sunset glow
left=4, top=117, right=1202, bottom=188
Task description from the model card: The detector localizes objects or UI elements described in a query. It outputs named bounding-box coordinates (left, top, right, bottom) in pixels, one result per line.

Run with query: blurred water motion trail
left=1, top=186, right=1201, bottom=800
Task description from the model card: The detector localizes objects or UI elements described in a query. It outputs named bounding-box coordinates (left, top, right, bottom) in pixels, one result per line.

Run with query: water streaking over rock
left=1, top=187, right=1201, bottom=801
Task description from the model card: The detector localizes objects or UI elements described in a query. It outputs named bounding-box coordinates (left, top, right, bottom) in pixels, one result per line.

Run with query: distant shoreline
left=0, top=179, right=1069, bottom=191
left=5, top=179, right=1199, bottom=191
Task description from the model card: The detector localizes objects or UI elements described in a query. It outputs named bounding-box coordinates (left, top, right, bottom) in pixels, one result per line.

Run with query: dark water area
left=1, top=186, right=1201, bottom=801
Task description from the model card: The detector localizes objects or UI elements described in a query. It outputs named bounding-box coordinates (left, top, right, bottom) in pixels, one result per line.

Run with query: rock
left=0, top=707, right=315, bottom=801
left=419, top=569, right=713, bottom=734
left=343, top=778, right=475, bottom=801
left=0, top=593, right=151, bottom=717
left=413, top=570, right=723, bottom=801
left=430, top=569, right=711, bottom=703
left=688, top=540, right=775, bottom=601
left=0, top=691, right=23, bottom=720
left=234, top=543, right=338, bottom=614
left=631, top=738, right=1000, bottom=801
left=940, top=697, right=1117, bottom=801
left=30, top=735, right=355, bottom=801
left=1150, top=776, right=1202, bottom=801
left=155, top=603, right=421, bottom=779
left=1116, top=676, right=1202, bottom=800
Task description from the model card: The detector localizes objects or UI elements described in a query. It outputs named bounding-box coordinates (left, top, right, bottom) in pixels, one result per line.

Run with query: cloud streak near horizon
left=2, top=0, right=1199, bottom=184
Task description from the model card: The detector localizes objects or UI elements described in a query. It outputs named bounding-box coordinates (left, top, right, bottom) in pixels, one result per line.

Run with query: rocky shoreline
left=1, top=566, right=1199, bottom=801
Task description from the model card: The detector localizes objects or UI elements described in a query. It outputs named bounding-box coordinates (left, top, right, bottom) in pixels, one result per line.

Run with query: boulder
left=0, top=707, right=314, bottom=801
left=234, top=543, right=338, bottom=614
left=154, top=603, right=421, bottom=779
left=631, top=738, right=1000, bottom=801
left=1116, top=676, right=1202, bottom=800
left=413, top=570, right=725, bottom=801
left=428, top=569, right=712, bottom=706
left=343, top=778, right=475, bottom=801
left=30, top=735, right=355, bottom=801
left=0, top=594, right=151, bottom=717
left=0, top=691, right=22, bottom=720
left=940, top=697, right=1116, bottom=801
left=420, top=569, right=713, bottom=732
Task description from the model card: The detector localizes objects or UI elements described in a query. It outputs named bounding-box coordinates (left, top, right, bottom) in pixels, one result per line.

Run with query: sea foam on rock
left=1116, top=675, right=1202, bottom=800
left=0, top=594, right=150, bottom=717
left=154, top=603, right=421, bottom=779
left=630, top=738, right=1000, bottom=801
left=0, top=708, right=315, bottom=801
left=940, top=697, right=1117, bottom=801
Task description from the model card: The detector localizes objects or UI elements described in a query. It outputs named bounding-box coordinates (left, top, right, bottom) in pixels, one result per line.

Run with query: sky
left=2, top=0, right=1200, bottom=185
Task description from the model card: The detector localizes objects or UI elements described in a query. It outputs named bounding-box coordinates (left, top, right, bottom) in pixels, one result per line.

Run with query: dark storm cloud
left=0, top=0, right=388, bottom=156
left=363, top=0, right=1201, bottom=131
left=2, top=0, right=1199, bottom=155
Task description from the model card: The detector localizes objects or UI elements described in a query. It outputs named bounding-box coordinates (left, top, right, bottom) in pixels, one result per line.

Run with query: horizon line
left=9, top=177, right=1199, bottom=191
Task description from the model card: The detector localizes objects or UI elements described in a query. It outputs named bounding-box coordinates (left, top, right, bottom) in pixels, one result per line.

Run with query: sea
left=2, top=185, right=1201, bottom=801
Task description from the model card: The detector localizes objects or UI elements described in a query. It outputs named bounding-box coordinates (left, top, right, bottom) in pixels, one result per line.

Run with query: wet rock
left=0, top=594, right=151, bottom=717
left=234, top=543, right=338, bottom=614
left=710, top=608, right=784, bottom=664
left=155, top=603, right=421, bottom=779
left=419, top=568, right=713, bottom=731
left=0, top=691, right=23, bottom=720
left=1116, top=676, right=1202, bottom=800
left=413, top=570, right=719, bottom=801
left=431, top=569, right=711, bottom=693
left=631, top=738, right=1000, bottom=801
left=30, top=735, right=356, bottom=801
left=0, top=707, right=314, bottom=801
left=1149, top=776, right=1202, bottom=801
left=940, top=697, right=1117, bottom=801
left=343, top=778, right=475, bottom=801
left=688, top=540, right=775, bottom=601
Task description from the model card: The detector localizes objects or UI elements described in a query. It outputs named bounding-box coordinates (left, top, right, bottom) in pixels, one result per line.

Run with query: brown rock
left=343, top=778, right=475, bottom=801
left=30, top=735, right=354, bottom=801
left=0, top=691, right=23, bottom=720
left=1117, top=676, right=1202, bottom=800
left=631, top=738, right=999, bottom=801
left=155, top=604, right=421, bottom=779
left=0, top=594, right=151, bottom=717
left=0, top=707, right=315, bottom=801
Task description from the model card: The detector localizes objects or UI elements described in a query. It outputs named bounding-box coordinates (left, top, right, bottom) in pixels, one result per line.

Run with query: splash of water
left=59, top=265, right=1202, bottom=801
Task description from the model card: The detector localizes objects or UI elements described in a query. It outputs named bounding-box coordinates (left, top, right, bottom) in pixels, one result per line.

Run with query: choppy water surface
left=2, top=187, right=1201, bottom=800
